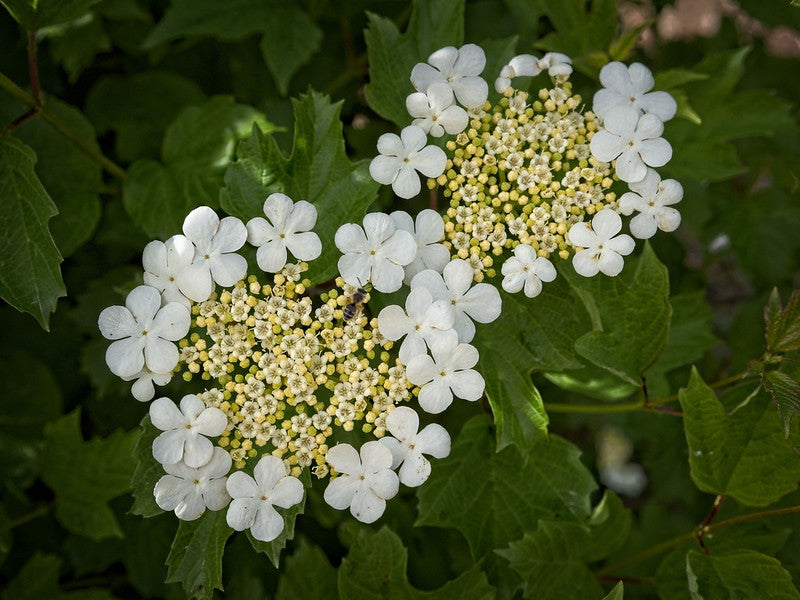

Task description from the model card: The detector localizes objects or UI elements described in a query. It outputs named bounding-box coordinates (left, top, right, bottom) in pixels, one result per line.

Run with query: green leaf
left=275, top=538, right=337, bottom=600
left=220, top=91, right=379, bottom=285
left=1, top=0, right=100, bottom=29
left=0, top=350, right=62, bottom=434
left=364, top=0, right=465, bottom=127
left=562, top=243, right=671, bottom=386
left=337, top=526, right=495, bottom=600
left=416, top=416, right=597, bottom=560
left=130, top=415, right=164, bottom=518
left=0, top=504, right=10, bottom=567
left=679, top=368, right=800, bottom=506
left=40, top=410, right=138, bottom=539
left=765, top=288, right=800, bottom=354
left=602, top=582, right=624, bottom=599
left=0, top=553, right=61, bottom=600
left=41, top=13, right=111, bottom=83
left=609, top=20, right=652, bottom=62
left=762, top=370, right=800, bottom=437
left=533, top=0, right=618, bottom=64
left=0, top=137, right=65, bottom=330
left=258, top=6, right=322, bottom=96
left=166, top=510, right=232, bottom=600
left=686, top=549, right=800, bottom=600
left=123, top=96, right=270, bottom=238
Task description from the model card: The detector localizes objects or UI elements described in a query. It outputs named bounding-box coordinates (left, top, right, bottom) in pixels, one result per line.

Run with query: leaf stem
left=8, top=499, right=55, bottom=529
left=27, top=30, right=42, bottom=106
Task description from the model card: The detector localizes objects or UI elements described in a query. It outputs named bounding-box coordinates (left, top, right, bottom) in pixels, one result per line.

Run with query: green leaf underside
left=686, top=549, right=800, bottom=600
left=41, top=410, right=138, bottom=540
left=220, top=91, right=379, bottom=286
left=337, top=527, right=495, bottom=600
left=259, top=6, right=323, bottom=96
left=364, top=0, right=465, bottom=127
left=0, top=137, right=66, bottom=330
left=275, top=538, right=338, bottom=600
left=679, top=368, right=800, bottom=506
left=416, top=416, right=597, bottom=561
left=166, top=510, right=232, bottom=600
left=762, top=369, right=800, bottom=437
left=562, top=243, right=671, bottom=386
left=766, top=288, right=800, bottom=354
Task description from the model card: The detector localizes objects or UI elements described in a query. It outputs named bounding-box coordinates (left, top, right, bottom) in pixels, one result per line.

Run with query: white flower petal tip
left=406, top=83, right=469, bottom=137
left=501, top=246, right=556, bottom=298
left=122, top=367, right=173, bottom=402
left=323, top=441, right=399, bottom=523
left=153, top=447, right=232, bottom=521
left=494, top=52, right=573, bottom=93
left=335, top=212, right=418, bottom=293
left=593, top=61, right=677, bottom=122
left=369, top=126, right=447, bottom=198
left=567, top=209, right=635, bottom=278
left=619, top=169, right=683, bottom=239
left=150, top=395, right=228, bottom=468
left=411, top=44, right=488, bottom=109
left=246, top=193, right=321, bottom=273
left=143, top=235, right=194, bottom=306
left=380, top=406, right=450, bottom=487
left=390, top=209, right=449, bottom=283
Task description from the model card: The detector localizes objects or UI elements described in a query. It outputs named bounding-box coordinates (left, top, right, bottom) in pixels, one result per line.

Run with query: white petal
left=453, top=44, right=486, bottom=76
left=410, top=145, right=447, bottom=178
left=532, top=257, right=557, bottom=282
left=590, top=130, right=625, bottom=162
left=227, top=497, right=257, bottom=530
left=154, top=475, right=190, bottom=511
left=398, top=451, right=431, bottom=487
left=405, top=354, right=437, bottom=386
left=502, top=269, right=526, bottom=294
left=150, top=303, right=191, bottom=340
left=130, top=373, right=157, bottom=402
left=209, top=252, right=248, bottom=287
left=335, top=223, right=367, bottom=253
left=640, top=91, right=676, bottom=122
left=460, top=283, right=501, bottom=324
left=599, top=62, right=631, bottom=91
left=607, top=233, right=635, bottom=256
left=360, top=440, right=393, bottom=473
left=98, top=306, right=137, bottom=340
left=427, top=46, right=458, bottom=73
left=194, top=407, right=227, bottom=436
left=638, top=138, right=672, bottom=169
left=251, top=503, right=284, bottom=541
left=350, top=489, right=386, bottom=523
left=370, top=261, right=406, bottom=293
left=415, top=423, right=451, bottom=458
left=226, top=471, right=259, bottom=499
left=183, top=434, right=214, bottom=469
left=630, top=213, right=658, bottom=239
left=399, top=125, right=428, bottom=153
left=175, top=492, right=206, bottom=521
left=406, top=91, right=432, bottom=119
left=204, top=447, right=233, bottom=477
left=150, top=397, right=185, bottom=429
left=379, top=437, right=404, bottom=469
left=144, top=336, right=179, bottom=374
left=367, top=468, right=399, bottom=500
left=210, top=216, right=247, bottom=254
left=256, top=239, right=288, bottom=272
left=443, top=259, right=474, bottom=296
left=183, top=206, right=219, bottom=247
left=618, top=192, right=644, bottom=215
left=376, top=132, right=404, bottom=157
left=635, top=113, right=665, bottom=140
left=126, top=285, right=161, bottom=322
left=385, top=406, right=419, bottom=442
left=285, top=231, right=322, bottom=262
left=523, top=275, right=543, bottom=298
left=246, top=217, right=277, bottom=246
left=370, top=155, right=402, bottom=186
left=176, top=262, right=213, bottom=303
left=254, top=455, right=288, bottom=491
left=323, top=475, right=359, bottom=510
left=338, top=254, right=371, bottom=288
left=449, top=369, right=485, bottom=401
left=326, top=443, right=361, bottom=475
left=567, top=222, right=596, bottom=248
left=628, top=62, right=654, bottom=94
left=592, top=209, right=623, bottom=240
left=657, top=207, right=681, bottom=232
left=573, top=250, right=600, bottom=277
left=105, top=338, right=144, bottom=378
left=509, top=54, right=540, bottom=77
left=392, top=166, right=422, bottom=199
left=615, top=148, right=647, bottom=183
left=417, top=378, right=454, bottom=414
left=263, top=193, right=293, bottom=227
left=269, top=476, right=304, bottom=509
left=439, top=105, right=469, bottom=135
left=411, top=269, right=448, bottom=301
left=285, top=200, right=317, bottom=232
left=377, top=305, right=412, bottom=341
left=153, top=429, right=187, bottom=465
left=203, top=478, right=231, bottom=511
left=598, top=251, right=625, bottom=277
left=450, top=77, right=488, bottom=109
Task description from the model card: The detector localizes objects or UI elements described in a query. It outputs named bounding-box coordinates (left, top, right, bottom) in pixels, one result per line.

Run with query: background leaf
left=686, top=549, right=800, bottom=600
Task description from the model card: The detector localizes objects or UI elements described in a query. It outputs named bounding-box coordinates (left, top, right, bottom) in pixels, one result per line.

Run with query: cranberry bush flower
left=379, top=406, right=450, bottom=487
left=142, top=235, right=194, bottom=306
left=153, top=447, right=231, bottom=521
left=98, top=285, right=190, bottom=378
left=619, top=169, right=683, bottom=239
left=567, top=209, right=635, bottom=277
left=226, top=455, right=304, bottom=542
left=410, top=43, right=488, bottom=109
left=390, top=209, right=450, bottom=283
left=323, top=441, right=399, bottom=523
left=369, top=125, right=447, bottom=199
left=150, top=395, right=228, bottom=468
left=501, top=245, right=557, bottom=298
left=495, top=52, right=573, bottom=93
left=406, top=82, right=469, bottom=137
left=122, top=367, right=172, bottom=402
left=246, top=193, right=322, bottom=272
left=593, top=62, right=677, bottom=122
left=335, top=212, right=417, bottom=292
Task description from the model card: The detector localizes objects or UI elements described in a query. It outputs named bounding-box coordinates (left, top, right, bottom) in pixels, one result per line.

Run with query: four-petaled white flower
left=619, top=169, right=683, bottom=239
left=411, top=43, right=488, bottom=109
left=410, top=259, right=501, bottom=343
left=406, top=83, right=468, bottom=137
left=225, top=455, right=304, bottom=542
left=335, top=213, right=417, bottom=293
left=567, top=209, right=635, bottom=277
left=377, top=286, right=455, bottom=364
left=501, top=246, right=557, bottom=298
left=153, top=447, right=231, bottom=521
left=390, top=209, right=450, bottom=283
left=98, top=285, right=190, bottom=379
left=589, top=106, right=672, bottom=183
left=369, top=126, right=447, bottom=199
left=379, top=406, right=450, bottom=487
left=323, top=441, right=399, bottom=523
left=142, top=235, right=194, bottom=306
left=593, top=62, right=677, bottom=122
left=122, top=366, right=172, bottom=402
left=405, top=331, right=485, bottom=414
left=246, top=193, right=322, bottom=273
left=150, top=395, right=228, bottom=468
left=177, top=206, right=248, bottom=302
left=494, top=52, right=573, bottom=93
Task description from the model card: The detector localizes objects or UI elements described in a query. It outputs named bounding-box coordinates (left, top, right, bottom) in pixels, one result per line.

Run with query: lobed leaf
left=130, top=415, right=165, bottom=518
left=686, top=549, right=800, bottom=600
left=765, top=288, right=800, bottom=354
left=275, top=538, right=337, bottom=600
left=761, top=369, right=800, bottom=438
left=259, top=6, right=323, bottom=96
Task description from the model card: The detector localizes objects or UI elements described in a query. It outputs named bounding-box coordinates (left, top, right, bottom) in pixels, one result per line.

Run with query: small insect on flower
left=343, top=287, right=368, bottom=320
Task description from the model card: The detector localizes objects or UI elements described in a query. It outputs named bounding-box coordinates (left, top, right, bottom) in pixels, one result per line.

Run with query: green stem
left=0, top=70, right=127, bottom=180
left=648, top=372, right=748, bottom=407
left=545, top=399, right=645, bottom=414
left=8, top=499, right=55, bottom=529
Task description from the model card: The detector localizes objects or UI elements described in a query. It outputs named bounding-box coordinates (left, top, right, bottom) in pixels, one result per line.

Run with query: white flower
left=150, top=395, right=228, bottom=468
left=406, top=331, right=484, bottom=414
left=537, top=52, right=573, bottom=77
left=246, top=193, right=322, bottom=273
left=225, top=455, right=304, bottom=542
left=153, top=447, right=231, bottom=521
left=618, top=169, right=683, bottom=239
left=98, top=285, right=190, bottom=378
left=142, top=235, right=194, bottom=306
left=176, top=206, right=248, bottom=302
left=406, top=83, right=468, bottom=137
left=369, top=126, right=447, bottom=199
left=335, top=213, right=417, bottom=293
left=593, top=62, right=677, bottom=122
left=501, top=245, right=557, bottom=297
left=494, top=52, right=573, bottom=93
left=410, top=259, right=501, bottom=342
left=122, top=367, right=172, bottom=402
left=567, top=209, right=635, bottom=277
left=410, top=43, right=488, bottom=109
left=390, top=209, right=450, bottom=283
left=589, top=106, right=672, bottom=183
left=377, top=286, right=455, bottom=364
left=379, top=406, right=450, bottom=487
left=323, top=441, right=399, bottom=523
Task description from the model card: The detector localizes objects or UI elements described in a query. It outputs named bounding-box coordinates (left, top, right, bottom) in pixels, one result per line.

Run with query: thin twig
left=27, top=30, right=42, bottom=106
left=0, top=107, right=39, bottom=141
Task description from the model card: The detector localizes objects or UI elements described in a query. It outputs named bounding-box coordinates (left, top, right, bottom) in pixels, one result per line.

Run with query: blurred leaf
left=766, top=288, right=800, bottom=354
left=130, top=415, right=164, bottom=518
left=41, top=13, right=110, bottom=83
left=0, top=504, right=10, bottom=567
left=41, top=410, right=138, bottom=539
left=0, top=137, right=65, bottom=330
left=762, top=370, right=800, bottom=438
left=338, top=526, right=495, bottom=599
left=275, top=538, right=337, bottom=600
left=609, top=20, right=652, bottom=62
left=0, top=0, right=100, bottom=29
left=123, top=96, right=271, bottom=238
left=602, top=582, right=624, bottom=599
left=0, top=552, right=119, bottom=600
left=416, top=415, right=597, bottom=561
left=0, top=350, right=62, bottom=434
left=121, top=513, right=178, bottom=598
left=562, top=243, right=671, bottom=386
left=166, top=510, right=232, bottom=600
left=220, top=91, right=379, bottom=286
left=533, top=0, right=617, bottom=63
left=364, top=0, right=465, bottom=127
left=258, top=6, right=322, bottom=96
left=686, top=549, right=800, bottom=599
left=679, top=369, right=800, bottom=506
left=653, top=69, right=709, bottom=90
